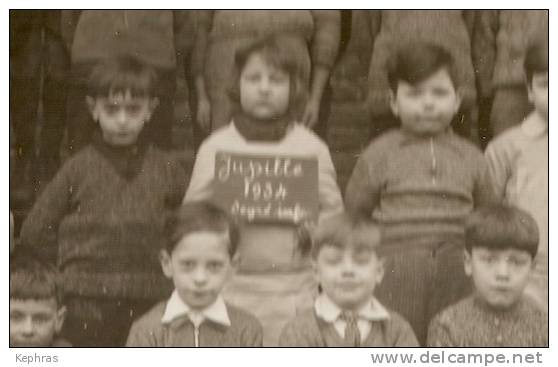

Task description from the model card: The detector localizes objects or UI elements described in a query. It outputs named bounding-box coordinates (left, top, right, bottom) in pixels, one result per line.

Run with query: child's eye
left=243, top=73, right=261, bottom=82
left=270, top=74, right=288, bottom=84
left=125, top=104, right=142, bottom=116
left=405, top=89, right=422, bottom=98
left=507, top=256, right=529, bottom=267
left=207, top=261, right=224, bottom=272
left=352, top=249, right=373, bottom=264
left=10, top=312, right=24, bottom=322
left=181, top=260, right=196, bottom=271
left=33, top=314, right=52, bottom=324
left=104, top=104, right=120, bottom=115
left=480, top=255, right=496, bottom=264
left=431, top=88, right=450, bottom=97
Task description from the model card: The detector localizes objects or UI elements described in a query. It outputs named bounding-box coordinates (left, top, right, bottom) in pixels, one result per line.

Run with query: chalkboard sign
left=212, top=151, right=319, bottom=224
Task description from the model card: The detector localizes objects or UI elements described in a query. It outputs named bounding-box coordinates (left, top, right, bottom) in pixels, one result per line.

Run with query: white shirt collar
left=161, top=291, right=231, bottom=327
left=314, top=293, right=391, bottom=323
left=521, top=111, right=548, bottom=139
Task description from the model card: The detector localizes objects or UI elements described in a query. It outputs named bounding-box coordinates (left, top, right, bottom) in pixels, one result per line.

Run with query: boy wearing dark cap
left=427, top=205, right=548, bottom=347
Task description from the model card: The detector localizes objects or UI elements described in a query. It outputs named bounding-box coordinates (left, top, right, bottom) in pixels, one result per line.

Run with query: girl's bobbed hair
left=228, top=34, right=309, bottom=119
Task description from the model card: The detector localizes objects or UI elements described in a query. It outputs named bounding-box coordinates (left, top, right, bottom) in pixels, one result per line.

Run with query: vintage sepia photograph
left=8, top=8, right=548, bottom=356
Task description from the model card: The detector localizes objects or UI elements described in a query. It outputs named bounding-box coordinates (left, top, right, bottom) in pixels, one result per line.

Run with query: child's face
left=240, top=53, right=290, bottom=120
left=313, top=243, right=384, bottom=311
left=10, top=298, right=66, bottom=347
left=160, top=231, right=236, bottom=310
left=390, top=68, right=461, bottom=136
left=465, top=247, right=534, bottom=310
left=87, top=90, right=158, bottom=146
left=527, top=72, right=548, bottom=121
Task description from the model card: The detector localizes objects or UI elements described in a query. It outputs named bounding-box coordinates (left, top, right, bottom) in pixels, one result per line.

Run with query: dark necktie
left=341, top=311, right=361, bottom=347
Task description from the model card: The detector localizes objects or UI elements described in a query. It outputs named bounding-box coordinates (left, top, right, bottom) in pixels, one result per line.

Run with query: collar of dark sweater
left=399, top=126, right=455, bottom=144
left=233, top=112, right=292, bottom=142
left=91, top=130, right=149, bottom=180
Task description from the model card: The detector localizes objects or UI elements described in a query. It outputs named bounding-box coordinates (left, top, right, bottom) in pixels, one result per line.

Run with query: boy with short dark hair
left=485, top=38, right=548, bottom=311
left=427, top=205, right=548, bottom=347
left=10, top=249, right=70, bottom=347
left=345, top=42, right=495, bottom=344
left=279, top=212, right=418, bottom=347
left=19, top=56, right=189, bottom=347
left=126, top=201, right=263, bottom=347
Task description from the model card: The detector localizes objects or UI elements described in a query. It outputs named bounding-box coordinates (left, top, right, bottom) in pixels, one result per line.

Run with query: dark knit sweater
left=20, top=141, right=189, bottom=300
left=279, top=308, right=418, bottom=347
left=427, top=295, right=548, bottom=347
left=345, top=128, right=495, bottom=246
left=126, top=301, right=263, bottom=347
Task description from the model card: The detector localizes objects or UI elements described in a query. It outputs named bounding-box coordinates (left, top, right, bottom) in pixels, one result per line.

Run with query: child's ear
left=463, top=250, right=472, bottom=276
left=388, top=90, right=399, bottom=117
left=454, top=88, right=463, bottom=113
left=54, top=305, right=67, bottom=335
left=530, top=255, right=537, bottom=270
left=147, top=97, right=160, bottom=120
left=376, top=257, right=385, bottom=285
left=86, top=96, right=98, bottom=121
left=230, top=253, right=240, bottom=273
left=311, top=258, right=320, bottom=284
left=526, top=80, right=535, bottom=104
left=159, top=249, right=173, bottom=279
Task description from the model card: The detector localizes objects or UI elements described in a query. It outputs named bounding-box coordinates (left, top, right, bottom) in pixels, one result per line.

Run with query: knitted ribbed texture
left=279, top=308, right=418, bottom=347
left=427, top=295, right=548, bottom=347
left=345, top=128, right=495, bottom=246
left=20, top=144, right=189, bottom=299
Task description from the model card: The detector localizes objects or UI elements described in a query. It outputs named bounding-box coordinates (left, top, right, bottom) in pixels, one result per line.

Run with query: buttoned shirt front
left=314, top=294, right=391, bottom=340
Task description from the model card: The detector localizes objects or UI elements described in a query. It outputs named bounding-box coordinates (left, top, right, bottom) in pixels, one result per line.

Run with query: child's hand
left=196, top=97, right=211, bottom=132
left=301, top=98, right=320, bottom=128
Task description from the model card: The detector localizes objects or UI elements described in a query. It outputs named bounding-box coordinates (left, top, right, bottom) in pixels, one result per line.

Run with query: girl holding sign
left=184, top=35, right=343, bottom=346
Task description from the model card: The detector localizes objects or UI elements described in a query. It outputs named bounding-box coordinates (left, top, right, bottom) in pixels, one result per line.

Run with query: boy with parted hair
left=427, top=205, right=548, bottom=347
left=279, top=212, right=418, bottom=347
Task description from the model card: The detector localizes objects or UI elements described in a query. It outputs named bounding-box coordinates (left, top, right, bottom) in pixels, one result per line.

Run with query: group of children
left=10, top=10, right=548, bottom=348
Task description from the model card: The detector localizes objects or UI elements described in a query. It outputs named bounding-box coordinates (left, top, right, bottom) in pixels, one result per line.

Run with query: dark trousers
left=62, top=295, right=158, bottom=347
left=375, top=241, right=471, bottom=346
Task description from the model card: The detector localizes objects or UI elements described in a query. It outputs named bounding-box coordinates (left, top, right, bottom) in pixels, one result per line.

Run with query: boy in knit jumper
left=279, top=213, right=418, bottom=347
left=10, top=249, right=71, bottom=347
left=127, top=201, right=263, bottom=347
left=19, top=56, right=189, bottom=346
left=473, top=10, right=548, bottom=139
left=345, top=43, right=495, bottom=345
left=485, top=38, right=548, bottom=311
left=427, top=205, right=548, bottom=347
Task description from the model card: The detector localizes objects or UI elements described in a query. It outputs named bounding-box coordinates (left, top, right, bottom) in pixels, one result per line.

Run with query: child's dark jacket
left=126, top=299, right=263, bottom=347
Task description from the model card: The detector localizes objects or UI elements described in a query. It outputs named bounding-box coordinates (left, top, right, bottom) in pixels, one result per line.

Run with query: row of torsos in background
left=9, top=9, right=548, bottom=218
